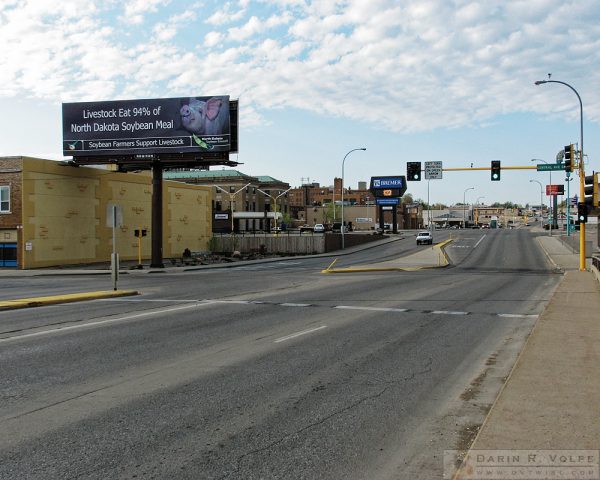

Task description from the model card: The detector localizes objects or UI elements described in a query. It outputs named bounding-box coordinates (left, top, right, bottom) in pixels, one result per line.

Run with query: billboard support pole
left=151, top=160, right=164, bottom=268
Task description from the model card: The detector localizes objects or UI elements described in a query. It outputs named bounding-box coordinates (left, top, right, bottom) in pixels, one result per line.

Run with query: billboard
left=62, top=96, right=231, bottom=156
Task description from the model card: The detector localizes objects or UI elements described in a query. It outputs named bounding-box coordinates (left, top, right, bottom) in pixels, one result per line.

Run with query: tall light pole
left=257, top=187, right=292, bottom=231
left=535, top=78, right=585, bottom=271
left=530, top=180, right=544, bottom=229
left=532, top=158, right=553, bottom=235
left=463, top=187, right=474, bottom=228
left=215, top=183, right=252, bottom=233
left=341, top=147, right=367, bottom=249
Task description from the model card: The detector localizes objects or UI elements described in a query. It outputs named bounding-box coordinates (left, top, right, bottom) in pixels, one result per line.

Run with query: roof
left=256, top=175, right=284, bottom=183
left=163, top=169, right=254, bottom=180
left=163, top=169, right=288, bottom=187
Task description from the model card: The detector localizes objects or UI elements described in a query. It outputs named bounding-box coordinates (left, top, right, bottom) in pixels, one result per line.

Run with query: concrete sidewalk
left=453, top=236, right=600, bottom=479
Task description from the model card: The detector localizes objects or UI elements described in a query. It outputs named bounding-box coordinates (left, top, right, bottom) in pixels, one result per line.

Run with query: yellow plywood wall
left=167, top=183, right=212, bottom=257
left=21, top=158, right=212, bottom=268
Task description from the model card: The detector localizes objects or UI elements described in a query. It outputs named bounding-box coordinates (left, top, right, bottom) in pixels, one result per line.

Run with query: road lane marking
left=91, top=297, right=544, bottom=322
left=473, top=234, right=487, bottom=249
left=335, top=306, right=409, bottom=313
left=0, top=302, right=215, bottom=343
left=210, top=300, right=251, bottom=304
left=274, top=325, right=327, bottom=343
left=431, top=310, right=469, bottom=315
left=497, top=313, right=539, bottom=319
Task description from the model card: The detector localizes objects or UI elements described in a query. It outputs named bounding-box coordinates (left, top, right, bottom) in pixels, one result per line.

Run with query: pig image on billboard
left=179, top=97, right=229, bottom=136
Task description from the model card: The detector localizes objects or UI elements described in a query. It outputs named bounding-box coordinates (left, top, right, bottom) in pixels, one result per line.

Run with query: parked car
left=332, top=222, right=348, bottom=233
left=313, top=223, right=325, bottom=233
left=416, top=231, right=433, bottom=245
left=300, top=224, right=314, bottom=232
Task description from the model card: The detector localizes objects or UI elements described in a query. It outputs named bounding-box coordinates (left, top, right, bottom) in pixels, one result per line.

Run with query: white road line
left=0, top=302, right=215, bottom=343
left=497, top=313, right=539, bottom=319
left=280, top=303, right=312, bottom=307
left=334, top=306, right=409, bottom=313
left=274, top=325, right=327, bottom=343
left=473, top=234, right=487, bottom=249
left=431, top=310, right=469, bottom=315
left=209, top=300, right=251, bottom=304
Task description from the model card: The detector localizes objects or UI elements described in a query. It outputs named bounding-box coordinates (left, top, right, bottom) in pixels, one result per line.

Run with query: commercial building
left=163, top=169, right=290, bottom=232
left=0, top=157, right=213, bottom=269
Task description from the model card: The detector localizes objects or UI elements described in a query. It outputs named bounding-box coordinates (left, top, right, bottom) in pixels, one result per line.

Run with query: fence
left=211, top=232, right=382, bottom=255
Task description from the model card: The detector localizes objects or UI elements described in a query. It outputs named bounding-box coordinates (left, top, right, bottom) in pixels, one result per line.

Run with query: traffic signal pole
left=535, top=78, right=586, bottom=271
left=579, top=150, right=586, bottom=271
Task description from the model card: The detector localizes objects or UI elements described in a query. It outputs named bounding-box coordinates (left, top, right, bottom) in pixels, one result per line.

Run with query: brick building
left=163, top=169, right=290, bottom=232
left=0, top=158, right=22, bottom=266
left=0, top=157, right=213, bottom=269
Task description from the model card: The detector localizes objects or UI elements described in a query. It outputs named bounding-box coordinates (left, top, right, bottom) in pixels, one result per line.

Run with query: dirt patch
left=460, top=368, right=488, bottom=401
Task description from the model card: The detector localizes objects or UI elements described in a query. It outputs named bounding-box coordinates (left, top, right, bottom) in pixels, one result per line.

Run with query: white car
left=313, top=224, right=325, bottom=233
left=416, top=231, right=433, bottom=245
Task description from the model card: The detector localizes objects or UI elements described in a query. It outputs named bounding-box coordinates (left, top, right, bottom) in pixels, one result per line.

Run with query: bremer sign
left=62, top=96, right=230, bottom=156
left=369, top=176, right=407, bottom=198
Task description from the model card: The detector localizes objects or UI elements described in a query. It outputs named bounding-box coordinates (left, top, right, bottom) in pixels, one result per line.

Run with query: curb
left=322, top=238, right=453, bottom=274
left=0, top=290, right=139, bottom=311
left=535, top=237, right=565, bottom=273
left=451, top=271, right=566, bottom=480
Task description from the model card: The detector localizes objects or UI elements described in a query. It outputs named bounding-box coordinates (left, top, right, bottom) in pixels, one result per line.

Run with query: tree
left=402, top=193, right=414, bottom=205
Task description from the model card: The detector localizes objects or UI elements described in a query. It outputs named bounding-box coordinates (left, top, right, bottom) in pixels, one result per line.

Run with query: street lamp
left=529, top=180, right=544, bottom=228
left=535, top=78, right=585, bottom=271
left=214, top=183, right=252, bottom=233
left=531, top=158, right=554, bottom=235
left=463, top=187, right=474, bottom=228
left=341, top=147, right=367, bottom=248
left=256, top=187, right=292, bottom=231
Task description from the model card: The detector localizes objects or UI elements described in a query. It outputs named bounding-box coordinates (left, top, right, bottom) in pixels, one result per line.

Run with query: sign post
left=424, top=162, right=442, bottom=229
left=107, top=204, right=123, bottom=290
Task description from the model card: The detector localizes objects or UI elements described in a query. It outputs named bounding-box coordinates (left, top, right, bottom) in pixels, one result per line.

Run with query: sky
left=1, top=0, right=600, bottom=207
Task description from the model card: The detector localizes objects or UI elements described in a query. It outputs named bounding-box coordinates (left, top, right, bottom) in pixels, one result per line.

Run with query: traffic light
left=564, top=144, right=574, bottom=172
left=491, top=160, right=501, bottom=181
left=583, top=172, right=599, bottom=210
left=406, top=162, right=421, bottom=181
left=577, top=203, right=588, bottom=224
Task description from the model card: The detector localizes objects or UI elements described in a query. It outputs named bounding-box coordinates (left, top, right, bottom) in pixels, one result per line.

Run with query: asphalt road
left=0, top=229, right=562, bottom=479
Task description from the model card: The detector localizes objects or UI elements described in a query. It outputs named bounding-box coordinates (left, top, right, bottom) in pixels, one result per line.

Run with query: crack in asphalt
left=220, top=357, right=434, bottom=479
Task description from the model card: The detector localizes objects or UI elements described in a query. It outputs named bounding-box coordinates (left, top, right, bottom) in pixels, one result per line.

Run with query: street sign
left=546, top=184, right=564, bottom=196
left=376, top=198, right=400, bottom=205
left=424, top=161, right=443, bottom=180
left=106, top=203, right=123, bottom=227
left=537, top=163, right=564, bottom=172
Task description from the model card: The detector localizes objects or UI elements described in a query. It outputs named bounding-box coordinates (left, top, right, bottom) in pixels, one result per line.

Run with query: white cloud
left=204, top=31, right=224, bottom=47
left=206, top=2, right=246, bottom=25
left=120, top=0, right=171, bottom=24
left=0, top=0, right=599, bottom=132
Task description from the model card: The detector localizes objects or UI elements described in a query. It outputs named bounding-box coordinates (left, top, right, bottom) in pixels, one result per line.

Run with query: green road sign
left=537, top=163, right=564, bottom=171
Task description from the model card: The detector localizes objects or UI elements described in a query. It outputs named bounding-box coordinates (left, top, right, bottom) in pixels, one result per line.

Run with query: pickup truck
left=416, top=231, right=433, bottom=245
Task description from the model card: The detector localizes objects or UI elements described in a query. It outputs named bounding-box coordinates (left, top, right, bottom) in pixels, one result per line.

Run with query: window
left=0, top=186, right=9, bottom=213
